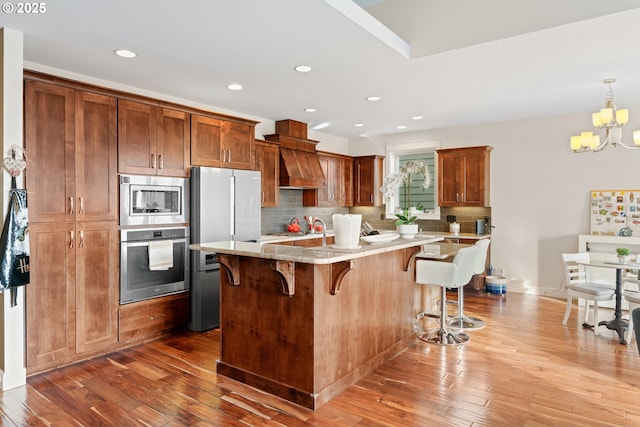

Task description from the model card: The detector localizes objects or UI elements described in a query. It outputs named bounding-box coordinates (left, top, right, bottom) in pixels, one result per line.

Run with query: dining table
left=579, top=259, right=640, bottom=345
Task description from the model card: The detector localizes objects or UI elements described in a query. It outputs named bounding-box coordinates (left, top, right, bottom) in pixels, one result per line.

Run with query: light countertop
left=191, top=233, right=445, bottom=264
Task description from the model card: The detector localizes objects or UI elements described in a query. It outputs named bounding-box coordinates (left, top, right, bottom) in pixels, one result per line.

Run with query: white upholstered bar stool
left=415, top=245, right=479, bottom=345
left=447, top=239, right=490, bottom=330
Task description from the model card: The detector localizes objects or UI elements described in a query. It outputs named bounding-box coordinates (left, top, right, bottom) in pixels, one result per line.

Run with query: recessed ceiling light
left=304, top=108, right=317, bottom=112
left=227, top=83, right=243, bottom=91
left=294, top=65, right=313, bottom=73
left=396, top=125, right=407, bottom=130
left=366, top=96, right=382, bottom=102
left=115, top=49, right=136, bottom=58
left=412, top=116, right=424, bottom=120
left=354, top=123, right=364, bottom=127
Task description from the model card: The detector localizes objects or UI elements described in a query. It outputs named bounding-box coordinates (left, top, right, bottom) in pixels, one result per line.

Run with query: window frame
left=383, top=139, right=441, bottom=221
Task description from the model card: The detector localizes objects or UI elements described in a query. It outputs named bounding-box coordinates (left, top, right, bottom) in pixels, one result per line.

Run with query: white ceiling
left=2, top=0, right=640, bottom=139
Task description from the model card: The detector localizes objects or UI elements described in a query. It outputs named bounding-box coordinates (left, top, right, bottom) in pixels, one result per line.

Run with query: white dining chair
left=415, top=245, right=479, bottom=345
left=624, top=290, right=640, bottom=344
left=561, top=253, right=616, bottom=335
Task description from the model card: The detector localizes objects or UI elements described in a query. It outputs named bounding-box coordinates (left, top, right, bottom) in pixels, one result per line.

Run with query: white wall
left=349, top=110, right=640, bottom=295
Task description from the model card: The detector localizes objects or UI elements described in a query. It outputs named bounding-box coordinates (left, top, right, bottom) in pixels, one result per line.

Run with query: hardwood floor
left=2, top=292, right=640, bottom=426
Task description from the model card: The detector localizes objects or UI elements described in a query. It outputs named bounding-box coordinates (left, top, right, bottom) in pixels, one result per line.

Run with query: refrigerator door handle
left=230, top=175, right=235, bottom=237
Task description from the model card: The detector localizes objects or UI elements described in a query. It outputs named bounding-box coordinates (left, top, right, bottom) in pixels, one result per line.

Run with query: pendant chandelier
left=570, top=79, right=640, bottom=153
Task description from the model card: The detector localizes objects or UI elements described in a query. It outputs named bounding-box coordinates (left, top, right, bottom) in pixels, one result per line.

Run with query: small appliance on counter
left=475, top=219, right=486, bottom=235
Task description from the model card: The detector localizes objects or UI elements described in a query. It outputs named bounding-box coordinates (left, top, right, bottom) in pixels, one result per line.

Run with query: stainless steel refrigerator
left=189, top=167, right=261, bottom=331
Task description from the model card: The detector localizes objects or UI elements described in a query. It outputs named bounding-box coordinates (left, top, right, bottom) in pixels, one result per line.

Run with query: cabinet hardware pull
left=227, top=149, right=231, bottom=163
left=456, top=193, right=459, bottom=203
left=221, top=149, right=226, bottom=162
left=69, top=230, right=74, bottom=249
left=69, top=197, right=74, bottom=215
left=159, top=154, right=164, bottom=169
left=370, top=194, right=373, bottom=203
left=151, top=154, right=156, bottom=168
left=79, top=197, right=84, bottom=214
left=79, top=231, right=84, bottom=248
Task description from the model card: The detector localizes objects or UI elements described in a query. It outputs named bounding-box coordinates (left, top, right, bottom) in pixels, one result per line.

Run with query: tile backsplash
left=261, top=190, right=492, bottom=235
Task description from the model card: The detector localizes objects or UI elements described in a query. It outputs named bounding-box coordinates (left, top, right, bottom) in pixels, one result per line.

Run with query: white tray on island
left=360, top=232, right=400, bottom=244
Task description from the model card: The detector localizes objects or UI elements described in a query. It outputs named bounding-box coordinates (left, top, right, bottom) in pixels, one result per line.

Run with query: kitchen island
left=190, top=234, right=444, bottom=409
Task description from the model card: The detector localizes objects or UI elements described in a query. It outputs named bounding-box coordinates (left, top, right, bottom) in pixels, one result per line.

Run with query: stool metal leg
left=418, top=286, right=470, bottom=345
left=446, top=286, right=486, bottom=330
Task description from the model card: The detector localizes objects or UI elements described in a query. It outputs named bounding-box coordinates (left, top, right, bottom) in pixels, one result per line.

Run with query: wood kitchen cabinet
left=436, top=146, right=492, bottom=207
left=191, top=114, right=256, bottom=170
left=118, top=293, right=190, bottom=344
left=26, top=221, right=119, bottom=373
left=25, top=82, right=118, bottom=223
left=118, top=99, right=190, bottom=177
left=303, top=152, right=353, bottom=207
left=255, top=139, right=279, bottom=207
left=24, top=78, right=120, bottom=374
left=353, top=155, right=384, bottom=206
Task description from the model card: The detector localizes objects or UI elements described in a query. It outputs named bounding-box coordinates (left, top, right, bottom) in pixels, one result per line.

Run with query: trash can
left=485, top=275, right=507, bottom=295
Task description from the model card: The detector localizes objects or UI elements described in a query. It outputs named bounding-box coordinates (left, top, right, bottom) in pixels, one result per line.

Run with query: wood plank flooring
left=2, top=291, right=640, bottom=426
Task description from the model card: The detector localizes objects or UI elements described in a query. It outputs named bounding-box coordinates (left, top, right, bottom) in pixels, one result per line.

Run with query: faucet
left=312, top=218, right=327, bottom=246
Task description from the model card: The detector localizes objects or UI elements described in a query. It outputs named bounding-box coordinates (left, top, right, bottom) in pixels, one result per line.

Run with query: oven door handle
left=123, top=238, right=188, bottom=247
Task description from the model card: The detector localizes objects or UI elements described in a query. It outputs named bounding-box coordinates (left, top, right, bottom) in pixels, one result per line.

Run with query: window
left=384, top=140, right=440, bottom=220
left=397, top=153, right=435, bottom=212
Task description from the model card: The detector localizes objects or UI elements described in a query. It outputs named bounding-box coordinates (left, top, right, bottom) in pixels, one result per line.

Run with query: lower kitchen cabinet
left=118, top=293, right=190, bottom=344
left=26, top=221, right=118, bottom=374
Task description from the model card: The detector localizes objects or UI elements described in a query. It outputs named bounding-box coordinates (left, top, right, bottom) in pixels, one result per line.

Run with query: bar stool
left=446, top=239, right=490, bottom=330
left=415, top=245, right=479, bottom=345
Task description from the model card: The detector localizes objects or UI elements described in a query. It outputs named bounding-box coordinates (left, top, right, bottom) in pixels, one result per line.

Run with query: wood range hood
left=264, top=119, right=326, bottom=189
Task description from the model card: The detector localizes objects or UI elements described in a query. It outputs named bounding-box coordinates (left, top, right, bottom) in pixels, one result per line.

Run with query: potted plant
left=394, top=208, right=419, bottom=238
left=616, top=247, right=630, bottom=263
left=380, top=160, right=431, bottom=214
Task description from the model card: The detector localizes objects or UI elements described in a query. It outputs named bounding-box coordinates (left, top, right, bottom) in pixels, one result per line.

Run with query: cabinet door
left=75, top=91, right=118, bottom=222
left=255, top=141, right=279, bottom=207
left=437, top=151, right=461, bottom=206
left=460, top=151, right=486, bottom=206
left=117, top=100, right=157, bottom=175
left=26, top=222, right=77, bottom=373
left=191, top=114, right=223, bottom=167
left=157, top=108, right=190, bottom=177
left=76, top=221, right=119, bottom=354
left=222, top=121, right=254, bottom=170
left=341, top=157, right=353, bottom=206
left=24, top=80, right=76, bottom=223
left=354, top=156, right=383, bottom=206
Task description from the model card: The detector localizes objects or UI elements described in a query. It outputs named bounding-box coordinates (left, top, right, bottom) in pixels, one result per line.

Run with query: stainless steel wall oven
left=120, top=227, right=190, bottom=304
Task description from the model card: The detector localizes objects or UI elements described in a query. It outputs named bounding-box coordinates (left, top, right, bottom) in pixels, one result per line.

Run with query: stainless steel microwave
left=120, top=175, right=189, bottom=226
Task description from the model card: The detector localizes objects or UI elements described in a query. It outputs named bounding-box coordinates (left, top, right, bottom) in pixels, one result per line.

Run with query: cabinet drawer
left=118, top=293, right=190, bottom=343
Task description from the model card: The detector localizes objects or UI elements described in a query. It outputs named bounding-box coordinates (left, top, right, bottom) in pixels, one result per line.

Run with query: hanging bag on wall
left=0, top=146, right=29, bottom=306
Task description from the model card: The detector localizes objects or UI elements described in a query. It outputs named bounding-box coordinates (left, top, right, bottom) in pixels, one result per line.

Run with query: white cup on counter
left=449, top=222, right=460, bottom=235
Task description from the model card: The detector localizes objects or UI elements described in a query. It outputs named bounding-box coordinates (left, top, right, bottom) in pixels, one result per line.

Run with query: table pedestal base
left=598, top=318, right=628, bottom=345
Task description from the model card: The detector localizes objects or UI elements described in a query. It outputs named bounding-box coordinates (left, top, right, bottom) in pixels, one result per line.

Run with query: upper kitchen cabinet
left=25, top=80, right=118, bottom=223
left=436, top=146, right=492, bottom=207
left=303, top=152, right=352, bottom=207
left=191, top=114, right=256, bottom=170
left=255, top=139, right=279, bottom=207
left=353, top=155, right=384, bottom=207
left=118, top=100, right=190, bottom=177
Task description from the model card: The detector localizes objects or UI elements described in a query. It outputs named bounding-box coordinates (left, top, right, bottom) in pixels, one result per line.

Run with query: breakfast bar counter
left=190, top=234, right=443, bottom=409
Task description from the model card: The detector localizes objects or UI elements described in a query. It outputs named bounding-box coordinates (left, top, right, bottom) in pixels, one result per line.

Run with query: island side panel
left=218, top=257, right=316, bottom=393
left=217, top=250, right=419, bottom=409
